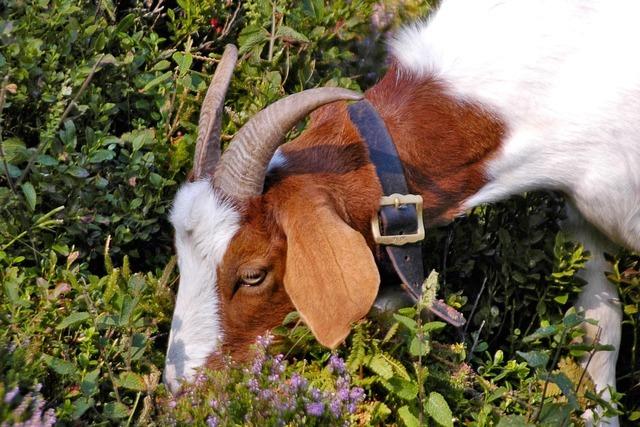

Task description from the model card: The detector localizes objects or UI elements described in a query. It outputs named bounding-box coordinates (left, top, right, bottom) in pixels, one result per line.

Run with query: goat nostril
left=404, top=255, right=410, bottom=262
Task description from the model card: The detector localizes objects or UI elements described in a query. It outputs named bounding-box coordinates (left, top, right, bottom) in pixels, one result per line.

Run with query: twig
left=464, top=276, right=487, bottom=336
left=532, top=327, right=567, bottom=424
left=576, top=326, right=602, bottom=394
left=17, top=54, right=106, bottom=186
left=0, top=75, right=17, bottom=195
left=219, top=2, right=241, bottom=39
left=268, top=1, right=277, bottom=61
left=467, top=320, right=485, bottom=360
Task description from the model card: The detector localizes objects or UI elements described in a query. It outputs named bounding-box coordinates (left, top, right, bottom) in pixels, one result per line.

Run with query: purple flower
left=256, top=334, right=273, bottom=349
left=251, top=357, right=263, bottom=375
left=347, top=402, right=357, bottom=414
left=349, top=387, right=365, bottom=403
left=167, top=399, right=177, bottom=409
left=43, top=408, right=57, bottom=426
left=329, top=399, right=342, bottom=417
left=289, top=373, right=307, bottom=391
left=306, top=402, right=325, bottom=417
left=328, top=354, right=346, bottom=374
left=258, top=389, right=273, bottom=400
left=268, top=373, right=280, bottom=383
left=207, top=415, right=220, bottom=427
left=247, top=378, right=260, bottom=393
left=4, top=386, right=19, bottom=404
left=337, top=387, right=349, bottom=401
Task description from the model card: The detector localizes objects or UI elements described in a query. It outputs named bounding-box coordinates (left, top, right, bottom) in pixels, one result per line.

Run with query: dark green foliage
left=1, top=0, right=639, bottom=425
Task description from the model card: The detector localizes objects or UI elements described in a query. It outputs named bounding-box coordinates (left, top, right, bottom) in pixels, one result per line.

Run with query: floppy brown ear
left=280, top=196, right=380, bottom=348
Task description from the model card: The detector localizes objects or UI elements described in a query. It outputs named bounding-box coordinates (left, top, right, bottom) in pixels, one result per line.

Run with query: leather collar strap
left=348, top=99, right=465, bottom=327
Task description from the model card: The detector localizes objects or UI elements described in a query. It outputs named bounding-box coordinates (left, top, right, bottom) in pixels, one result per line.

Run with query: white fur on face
left=164, top=180, right=240, bottom=394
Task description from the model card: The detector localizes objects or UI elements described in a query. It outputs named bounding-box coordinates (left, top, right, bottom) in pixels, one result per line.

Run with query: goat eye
left=240, top=270, right=266, bottom=286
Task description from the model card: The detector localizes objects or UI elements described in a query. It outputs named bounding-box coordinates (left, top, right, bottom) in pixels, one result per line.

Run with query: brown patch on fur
left=366, top=64, right=506, bottom=224
left=204, top=64, right=506, bottom=363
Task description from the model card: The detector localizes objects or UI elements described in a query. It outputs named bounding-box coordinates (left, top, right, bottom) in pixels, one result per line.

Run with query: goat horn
left=192, top=44, right=238, bottom=180
left=213, top=87, right=363, bottom=198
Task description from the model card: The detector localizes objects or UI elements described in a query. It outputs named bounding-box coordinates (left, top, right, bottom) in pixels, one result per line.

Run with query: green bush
left=1, top=0, right=639, bottom=425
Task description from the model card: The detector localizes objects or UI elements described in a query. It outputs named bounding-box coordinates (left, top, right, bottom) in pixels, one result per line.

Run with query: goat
left=164, top=1, right=640, bottom=425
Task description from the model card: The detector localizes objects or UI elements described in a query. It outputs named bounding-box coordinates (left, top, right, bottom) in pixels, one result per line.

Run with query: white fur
left=164, top=180, right=240, bottom=393
left=393, top=1, right=640, bottom=425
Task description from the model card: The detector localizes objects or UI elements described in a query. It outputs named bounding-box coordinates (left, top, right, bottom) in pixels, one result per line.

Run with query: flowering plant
left=159, top=335, right=364, bottom=426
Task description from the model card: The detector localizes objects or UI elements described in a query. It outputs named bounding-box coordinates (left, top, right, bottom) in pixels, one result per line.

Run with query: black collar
left=348, top=99, right=465, bottom=327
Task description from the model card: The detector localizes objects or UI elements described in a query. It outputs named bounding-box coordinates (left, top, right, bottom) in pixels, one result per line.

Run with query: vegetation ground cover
left=1, top=0, right=639, bottom=425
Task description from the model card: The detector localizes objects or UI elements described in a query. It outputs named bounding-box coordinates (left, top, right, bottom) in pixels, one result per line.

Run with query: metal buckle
left=371, top=193, right=425, bottom=245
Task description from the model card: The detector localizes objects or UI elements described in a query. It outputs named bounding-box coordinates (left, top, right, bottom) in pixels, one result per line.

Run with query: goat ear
left=280, top=197, right=379, bottom=348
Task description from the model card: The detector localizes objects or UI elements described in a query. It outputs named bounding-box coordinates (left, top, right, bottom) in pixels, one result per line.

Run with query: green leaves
left=43, top=354, right=77, bottom=376
left=20, top=182, right=36, bottom=211
left=516, top=350, right=549, bottom=368
left=57, top=311, right=91, bottom=330
left=117, top=372, right=146, bottom=391
left=425, top=392, right=454, bottom=427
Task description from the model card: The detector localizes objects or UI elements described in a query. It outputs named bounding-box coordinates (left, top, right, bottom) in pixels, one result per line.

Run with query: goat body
left=165, top=2, right=640, bottom=424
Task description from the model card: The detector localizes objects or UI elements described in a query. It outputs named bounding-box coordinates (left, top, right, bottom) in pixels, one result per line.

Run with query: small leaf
left=392, top=314, right=417, bottom=332
left=409, top=335, right=430, bottom=356
left=117, top=371, right=146, bottom=391
left=398, top=405, right=420, bottom=427
left=172, top=52, right=193, bottom=74
left=67, top=166, right=90, bottom=178
left=523, top=325, right=558, bottom=343
left=72, top=397, right=95, bottom=419
left=388, top=378, right=419, bottom=401
left=421, top=321, right=447, bottom=333
left=104, top=401, right=129, bottom=419
left=81, top=368, right=100, bottom=396
left=496, top=415, right=535, bottom=427
left=43, top=354, right=76, bottom=375
left=238, top=25, right=269, bottom=55
left=88, top=149, right=115, bottom=163
left=517, top=350, right=549, bottom=368
left=57, top=312, right=91, bottom=330
left=425, top=392, right=454, bottom=427
left=20, top=182, right=36, bottom=211
left=141, top=71, right=172, bottom=93
left=368, top=354, right=393, bottom=379
left=276, top=25, right=310, bottom=43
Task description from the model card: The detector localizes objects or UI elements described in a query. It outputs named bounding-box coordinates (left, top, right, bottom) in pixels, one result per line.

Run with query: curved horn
left=192, top=44, right=238, bottom=180
left=213, top=87, right=363, bottom=198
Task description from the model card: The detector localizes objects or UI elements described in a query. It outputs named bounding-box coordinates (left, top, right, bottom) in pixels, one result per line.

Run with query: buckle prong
left=371, top=193, right=425, bottom=246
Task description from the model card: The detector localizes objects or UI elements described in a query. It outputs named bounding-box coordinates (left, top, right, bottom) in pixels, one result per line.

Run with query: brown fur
left=206, top=65, right=506, bottom=364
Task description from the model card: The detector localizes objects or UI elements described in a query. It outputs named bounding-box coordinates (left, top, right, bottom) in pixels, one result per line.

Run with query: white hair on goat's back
left=392, top=0, right=640, bottom=248
left=164, top=180, right=240, bottom=393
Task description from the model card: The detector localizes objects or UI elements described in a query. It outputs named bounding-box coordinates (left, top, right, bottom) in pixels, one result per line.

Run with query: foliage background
left=0, top=0, right=638, bottom=425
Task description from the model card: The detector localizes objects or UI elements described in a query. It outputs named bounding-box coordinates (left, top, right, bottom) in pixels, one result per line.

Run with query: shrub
left=1, top=0, right=639, bottom=425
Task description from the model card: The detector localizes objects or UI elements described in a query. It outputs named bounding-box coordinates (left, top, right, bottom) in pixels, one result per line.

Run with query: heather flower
left=247, top=378, right=259, bottom=393
left=350, top=387, right=365, bottom=403
left=206, top=415, right=219, bottom=427
left=306, top=401, right=324, bottom=417
left=255, top=334, right=273, bottom=349
left=289, top=373, right=307, bottom=391
left=329, top=399, right=342, bottom=417
left=251, top=357, right=264, bottom=375
left=4, top=386, right=19, bottom=404
left=1, top=387, right=56, bottom=427
left=328, top=354, right=346, bottom=374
